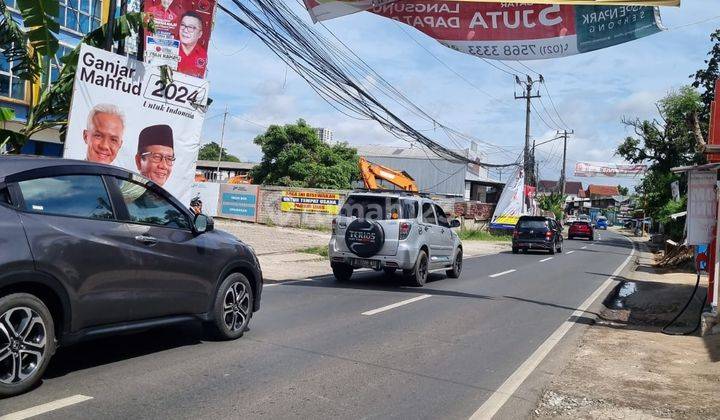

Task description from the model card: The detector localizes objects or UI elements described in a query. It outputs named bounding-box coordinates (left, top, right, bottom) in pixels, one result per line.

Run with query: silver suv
left=328, top=192, right=463, bottom=286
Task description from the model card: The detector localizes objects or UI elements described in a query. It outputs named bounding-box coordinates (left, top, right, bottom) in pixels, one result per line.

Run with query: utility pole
left=557, top=129, right=574, bottom=195
left=216, top=105, right=229, bottom=182
left=515, top=75, right=542, bottom=187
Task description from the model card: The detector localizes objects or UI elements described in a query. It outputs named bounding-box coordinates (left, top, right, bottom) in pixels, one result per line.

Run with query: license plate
left=352, top=258, right=379, bottom=269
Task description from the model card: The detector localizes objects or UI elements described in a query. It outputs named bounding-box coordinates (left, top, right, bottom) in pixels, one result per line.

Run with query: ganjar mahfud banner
left=63, top=44, right=209, bottom=204
left=304, top=1, right=665, bottom=61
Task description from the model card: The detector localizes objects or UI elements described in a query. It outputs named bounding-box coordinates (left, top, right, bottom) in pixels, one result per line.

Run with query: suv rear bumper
left=328, top=237, right=418, bottom=270
left=512, top=239, right=554, bottom=250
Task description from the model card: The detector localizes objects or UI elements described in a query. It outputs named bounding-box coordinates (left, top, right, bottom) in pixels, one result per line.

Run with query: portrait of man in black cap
left=135, top=124, right=175, bottom=186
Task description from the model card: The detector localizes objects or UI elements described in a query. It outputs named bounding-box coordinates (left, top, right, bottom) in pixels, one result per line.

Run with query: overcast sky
left=201, top=1, right=718, bottom=189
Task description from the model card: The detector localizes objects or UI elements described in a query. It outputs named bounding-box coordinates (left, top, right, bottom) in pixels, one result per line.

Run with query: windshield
left=518, top=219, right=547, bottom=229
left=340, top=195, right=401, bottom=220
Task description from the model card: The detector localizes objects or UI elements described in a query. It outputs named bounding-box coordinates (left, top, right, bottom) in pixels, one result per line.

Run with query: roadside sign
left=218, top=184, right=259, bottom=222
left=145, top=36, right=180, bottom=69
left=687, top=171, right=717, bottom=246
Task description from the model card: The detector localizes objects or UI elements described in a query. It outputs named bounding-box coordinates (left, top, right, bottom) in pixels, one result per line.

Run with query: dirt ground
left=534, top=234, right=720, bottom=419
left=214, top=219, right=508, bottom=282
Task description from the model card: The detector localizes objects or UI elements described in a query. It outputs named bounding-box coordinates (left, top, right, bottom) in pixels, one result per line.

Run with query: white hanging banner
left=574, top=161, right=647, bottom=177
left=687, top=171, right=716, bottom=246
left=489, top=164, right=525, bottom=229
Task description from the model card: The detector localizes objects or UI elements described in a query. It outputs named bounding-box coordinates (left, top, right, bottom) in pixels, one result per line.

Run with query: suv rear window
left=341, top=195, right=401, bottom=220
left=518, top=219, right=547, bottom=229
left=572, top=221, right=591, bottom=226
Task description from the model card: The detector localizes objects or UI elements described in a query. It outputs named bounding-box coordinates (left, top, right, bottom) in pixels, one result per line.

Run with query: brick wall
left=454, top=201, right=496, bottom=221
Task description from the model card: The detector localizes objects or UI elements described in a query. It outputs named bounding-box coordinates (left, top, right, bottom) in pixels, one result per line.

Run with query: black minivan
left=0, top=156, right=263, bottom=397
left=512, top=215, right=563, bottom=254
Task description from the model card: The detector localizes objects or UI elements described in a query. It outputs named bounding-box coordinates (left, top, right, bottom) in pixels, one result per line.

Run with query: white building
left=314, top=127, right=334, bottom=143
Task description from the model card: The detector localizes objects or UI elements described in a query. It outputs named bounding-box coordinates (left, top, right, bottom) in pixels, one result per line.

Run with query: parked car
left=511, top=216, right=563, bottom=254
left=0, top=156, right=263, bottom=397
left=568, top=220, right=594, bottom=240
left=328, top=192, right=462, bottom=287
left=595, top=217, right=608, bottom=230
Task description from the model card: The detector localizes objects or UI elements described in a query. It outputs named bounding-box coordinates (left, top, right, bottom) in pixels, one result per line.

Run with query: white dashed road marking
left=566, top=251, right=575, bottom=254
left=489, top=269, right=516, bottom=278
left=0, top=395, right=93, bottom=420
left=539, top=257, right=553, bottom=262
left=581, top=246, right=587, bottom=249
left=362, top=294, right=431, bottom=316
left=469, top=234, right=636, bottom=420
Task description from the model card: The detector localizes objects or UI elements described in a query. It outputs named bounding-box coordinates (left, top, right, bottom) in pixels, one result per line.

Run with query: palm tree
left=0, top=0, right=152, bottom=152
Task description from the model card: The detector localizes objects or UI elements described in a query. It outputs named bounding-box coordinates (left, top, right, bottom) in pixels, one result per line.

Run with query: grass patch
left=458, top=229, right=511, bottom=242
left=299, top=245, right=329, bottom=258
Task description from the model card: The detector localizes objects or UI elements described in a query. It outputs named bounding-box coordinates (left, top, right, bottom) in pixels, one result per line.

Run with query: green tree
left=0, top=0, right=152, bottom=152
left=617, top=185, right=629, bottom=196
left=251, top=119, right=359, bottom=189
left=615, top=86, right=704, bottom=220
left=198, top=142, right=240, bottom=162
left=538, top=192, right=566, bottom=221
left=691, top=29, right=719, bottom=129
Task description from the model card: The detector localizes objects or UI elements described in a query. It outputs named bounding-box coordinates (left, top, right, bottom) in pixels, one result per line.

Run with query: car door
left=14, top=174, right=139, bottom=330
left=420, top=201, right=444, bottom=266
left=433, top=204, right=454, bottom=262
left=109, top=176, right=214, bottom=320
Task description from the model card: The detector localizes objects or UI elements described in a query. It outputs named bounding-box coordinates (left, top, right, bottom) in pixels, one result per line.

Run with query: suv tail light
left=545, top=231, right=553, bottom=240
left=512, top=230, right=519, bottom=239
left=399, top=222, right=412, bottom=240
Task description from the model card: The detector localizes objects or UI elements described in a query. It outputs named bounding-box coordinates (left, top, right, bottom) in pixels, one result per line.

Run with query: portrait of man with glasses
left=135, top=124, right=176, bottom=187
left=178, top=11, right=208, bottom=78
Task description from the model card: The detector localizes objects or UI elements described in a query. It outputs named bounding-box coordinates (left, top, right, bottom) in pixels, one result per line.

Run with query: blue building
left=1, top=0, right=108, bottom=156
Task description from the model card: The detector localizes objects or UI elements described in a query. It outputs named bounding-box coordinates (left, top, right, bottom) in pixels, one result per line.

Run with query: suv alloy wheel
left=0, top=293, right=56, bottom=397
left=208, top=273, right=254, bottom=340
left=406, top=250, right=429, bottom=287
left=446, top=248, right=463, bottom=278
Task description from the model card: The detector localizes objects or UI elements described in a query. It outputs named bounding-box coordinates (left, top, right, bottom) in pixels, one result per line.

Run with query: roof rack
left=351, top=188, right=430, bottom=197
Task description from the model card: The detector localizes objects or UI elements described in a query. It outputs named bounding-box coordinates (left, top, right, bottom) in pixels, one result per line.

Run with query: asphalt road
left=0, top=230, right=634, bottom=419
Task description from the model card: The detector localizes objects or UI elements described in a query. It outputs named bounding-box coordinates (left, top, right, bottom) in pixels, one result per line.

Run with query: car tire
left=332, top=262, right=353, bottom=282
left=568, top=236, right=573, bottom=240
left=407, top=250, right=429, bottom=287
left=383, top=267, right=397, bottom=276
left=446, top=248, right=463, bottom=278
left=549, top=242, right=556, bottom=255
left=512, top=247, right=519, bottom=254
left=557, top=241, right=563, bottom=253
left=208, top=273, right=253, bottom=341
left=0, top=293, right=56, bottom=398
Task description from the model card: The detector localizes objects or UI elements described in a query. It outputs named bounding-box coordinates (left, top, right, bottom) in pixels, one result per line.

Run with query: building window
left=42, top=45, right=73, bottom=88
left=0, top=45, right=27, bottom=101
left=59, top=0, right=102, bottom=33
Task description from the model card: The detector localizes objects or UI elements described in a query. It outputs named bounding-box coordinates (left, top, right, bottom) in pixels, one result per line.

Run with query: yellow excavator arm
left=358, top=156, right=418, bottom=192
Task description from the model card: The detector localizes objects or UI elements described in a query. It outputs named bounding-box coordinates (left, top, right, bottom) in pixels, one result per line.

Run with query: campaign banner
left=305, top=1, right=664, bottom=60
left=146, top=36, right=181, bottom=69
left=304, top=0, right=677, bottom=22
left=143, top=0, right=216, bottom=78
left=489, top=165, right=525, bottom=230
left=63, top=44, right=209, bottom=205
left=574, top=161, right=647, bottom=177
left=218, top=184, right=259, bottom=221
left=280, top=191, right=341, bottom=214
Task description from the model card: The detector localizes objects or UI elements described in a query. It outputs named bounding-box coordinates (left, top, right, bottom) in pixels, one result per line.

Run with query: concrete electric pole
left=216, top=105, right=229, bottom=182
left=515, top=75, right=542, bottom=187
left=557, top=129, right=574, bottom=195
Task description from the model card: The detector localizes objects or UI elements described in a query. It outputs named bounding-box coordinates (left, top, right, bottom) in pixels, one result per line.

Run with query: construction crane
left=358, top=156, right=418, bottom=192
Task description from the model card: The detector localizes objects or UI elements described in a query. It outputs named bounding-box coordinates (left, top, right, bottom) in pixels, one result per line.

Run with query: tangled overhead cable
left=217, top=0, right=520, bottom=168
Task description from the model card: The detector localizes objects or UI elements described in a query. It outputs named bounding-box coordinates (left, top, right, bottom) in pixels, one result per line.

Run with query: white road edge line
left=0, top=395, right=93, bottom=420
left=489, top=269, right=516, bottom=278
left=566, top=250, right=575, bottom=254
left=469, top=235, right=635, bottom=420
left=539, top=257, right=553, bottom=263
left=362, top=294, right=431, bottom=316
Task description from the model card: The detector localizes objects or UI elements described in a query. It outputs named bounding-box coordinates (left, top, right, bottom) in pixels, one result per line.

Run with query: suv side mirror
left=450, top=219, right=461, bottom=228
left=194, top=214, right=214, bottom=234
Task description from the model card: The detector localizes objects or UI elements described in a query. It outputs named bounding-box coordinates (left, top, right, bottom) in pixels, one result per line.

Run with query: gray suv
left=329, top=192, right=463, bottom=286
left=0, top=156, right=263, bottom=397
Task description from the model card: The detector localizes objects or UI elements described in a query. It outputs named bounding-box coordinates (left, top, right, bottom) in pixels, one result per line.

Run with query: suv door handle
left=134, top=235, right=158, bottom=245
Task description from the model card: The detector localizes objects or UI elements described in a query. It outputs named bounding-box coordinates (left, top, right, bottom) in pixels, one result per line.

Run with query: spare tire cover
left=345, top=219, right=385, bottom=258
